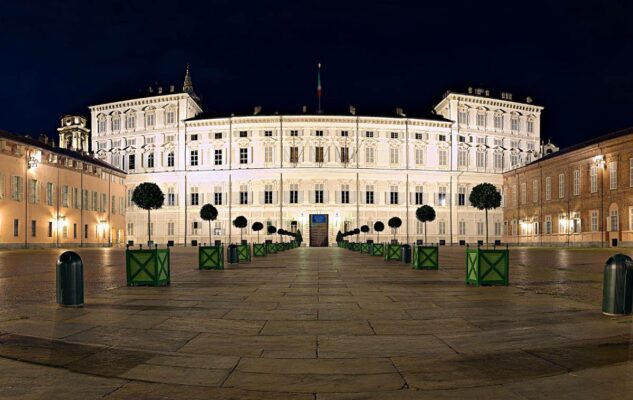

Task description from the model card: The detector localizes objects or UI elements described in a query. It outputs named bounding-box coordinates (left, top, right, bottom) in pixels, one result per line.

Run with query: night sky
left=2, top=0, right=632, bottom=148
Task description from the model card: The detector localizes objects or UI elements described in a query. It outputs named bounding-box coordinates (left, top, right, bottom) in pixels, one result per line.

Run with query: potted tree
left=233, top=216, right=250, bottom=263
left=386, top=217, right=403, bottom=261
left=199, top=203, right=223, bottom=270
left=413, top=205, right=439, bottom=270
left=372, top=221, right=385, bottom=256
left=466, top=183, right=508, bottom=286
left=295, top=230, right=303, bottom=247
left=360, top=225, right=370, bottom=253
left=252, top=222, right=266, bottom=256
left=126, top=183, right=170, bottom=286
left=336, top=231, right=343, bottom=247
left=266, top=225, right=277, bottom=254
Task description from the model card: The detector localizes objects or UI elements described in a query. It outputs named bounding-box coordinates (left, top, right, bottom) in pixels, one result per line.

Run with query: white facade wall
left=90, top=91, right=543, bottom=246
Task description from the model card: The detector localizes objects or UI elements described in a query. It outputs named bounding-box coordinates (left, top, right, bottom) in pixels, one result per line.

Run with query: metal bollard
left=227, top=244, right=239, bottom=264
left=602, top=254, right=633, bottom=316
left=56, top=251, right=84, bottom=307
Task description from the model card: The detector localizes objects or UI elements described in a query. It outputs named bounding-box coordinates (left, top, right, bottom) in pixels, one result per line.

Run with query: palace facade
left=0, top=116, right=127, bottom=248
left=90, top=69, right=545, bottom=246
left=503, top=127, right=633, bottom=247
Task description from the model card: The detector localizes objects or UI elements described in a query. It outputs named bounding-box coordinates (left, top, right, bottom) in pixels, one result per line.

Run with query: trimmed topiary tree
left=353, top=228, right=360, bottom=241
left=415, top=205, right=436, bottom=244
left=360, top=225, right=370, bottom=241
left=336, top=230, right=343, bottom=243
left=252, top=221, right=264, bottom=243
left=374, top=221, right=385, bottom=242
left=131, top=182, right=165, bottom=245
left=469, top=183, right=502, bottom=246
left=267, top=225, right=277, bottom=237
left=388, top=217, right=402, bottom=242
left=295, top=230, right=303, bottom=245
left=200, top=203, right=219, bottom=245
left=233, top=216, right=248, bottom=242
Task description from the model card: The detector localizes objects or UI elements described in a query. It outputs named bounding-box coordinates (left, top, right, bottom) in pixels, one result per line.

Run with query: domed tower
left=57, top=115, right=90, bottom=152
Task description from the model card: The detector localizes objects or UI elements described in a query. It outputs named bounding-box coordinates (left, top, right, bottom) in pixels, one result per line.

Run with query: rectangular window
left=511, top=117, right=519, bottom=131
left=240, top=186, right=249, bottom=204
left=215, top=132, right=223, bottom=139
left=147, top=153, right=154, bottom=168
left=366, top=185, right=374, bottom=204
left=494, top=114, right=503, bottom=129
left=527, top=120, right=534, bottom=134
left=290, top=147, right=299, bottom=163
left=532, top=179, right=538, bottom=203
left=264, top=130, right=272, bottom=137
left=166, top=110, right=175, bottom=124
left=289, top=130, right=298, bottom=137
left=240, top=148, right=248, bottom=164
left=190, top=187, right=199, bottom=206
left=390, top=148, right=399, bottom=164
left=289, top=184, right=298, bottom=204
left=315, top=184, right=324, bottom=204
left=476, top=150, right=485, bottom=168
left=214, top=191, right=222, bottom=205
left=459, top=221, right=466, bottom=235
left=315, top=147, right=324, bottom=163
left=521, top=182, right=527, bottom=204
left=558, top=173, right=565, bottom=198
left=73, top=223, right=77, bottom=239
left=609, top=161, right=617, bottom=189
left=573, top=169, right=580, bottom=195
left=167, top=152, right=174, bottom=167
left=190, top=150, right=199, bottom=166
left=630, top=159, right=633, bottom=187
left=264, top=184, right=273, bottom=204
left=415, top=186, right=424, bottom=205
left=365, top=147, right=374, bottom=164
left=438, top=134, right=446, bottom=142
left=28, top=179, right=38, bottom=204
left=365, top=131, right=374, bottom=138
left=591, top=210, right=599, bottom=232
left=415, top=148, right=425, bottom=165
left=239, top=131, right=248, bottom=138
left=168, top=222, right=175, bottom=236
left=215, top=149, right=223, bottom=165
left=128, top=154, right=135, bottom=170
left=167, top=187, right=176, bottom=206
left=390, top=132, right=398, bottom=139
left=341, top=184, right=350, bottom=204
left=340, top=147, right=349, bottom=163
left=10, top=176, right=23, bottom=202
left=494, top=152, right=503, bottom=170
left=190, top=134, right=198, bottom=141
left=439, top=221, right=446, bottom=235
left=545, top=215, right=552, bottom=234
left=13, top=219, right=19, bottom=237
left=438, top=187, right=447, bottom=206
left=458, top=186, right=466, bottom=206
left=458, top=149, right=468, bottom=167
left=30, top=220, right=36, bottom=237
left=340, top=130, right=348, bottom=137
left=390, top=186, right=398, bottom=205
left=458, top=110, right=468, bottom=125
left=439, top=150, right=448, bottom=167
left=146, top=113, right=155, bottom=127
left=512, top=185, right=517, bottom=206
left=590, top=165, right=597, bottom=193
left=127, top=222, right=133, bottom=236
left=494, top=222, right=501, bottom=236
left=545, top=177, right=551, bottom=200
left=476, top=114, right=485, bottom=127
left=48, top=221, right=53, bottom=237
left=84, top=224, right=89, bottom=239
left=265, top=146, right=273, bottom=163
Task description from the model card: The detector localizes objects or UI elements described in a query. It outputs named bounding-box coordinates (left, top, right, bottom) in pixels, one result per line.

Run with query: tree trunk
left=424, top=221, right=427, bottom=244
left=240, top=228, right=243, bottom=243
left=485, top=208, right=489, bottom=248
left=147, top=209, right=151, bottom=245
left=257, top=231, right=260, bottom=243
left=377, top=232, right=380, bottom=242
left=209, top=220, right=212, bottom=246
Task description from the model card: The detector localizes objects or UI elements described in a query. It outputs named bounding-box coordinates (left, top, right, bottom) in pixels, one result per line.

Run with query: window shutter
left=335, top=190, right=340, bottom=204
left=350, top=191, right=356, bottom=204
left=360, top=191, right=365, bottom=204
left=298, top=190, right=304, bottom=204
left=259, top=191, right=264, bottom=205
left=250, top=191, right=254, bottom=205
left=323, top=190, right=329, bottom=203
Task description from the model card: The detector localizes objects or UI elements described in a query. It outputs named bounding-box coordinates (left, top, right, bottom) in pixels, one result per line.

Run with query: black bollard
left=602, top=254, right=633, bottom=316
left=56, top=251, right=84, bottom=307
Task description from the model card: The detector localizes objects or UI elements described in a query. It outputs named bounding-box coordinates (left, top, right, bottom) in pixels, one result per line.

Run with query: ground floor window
left=591, top=210, right=599, bottom=232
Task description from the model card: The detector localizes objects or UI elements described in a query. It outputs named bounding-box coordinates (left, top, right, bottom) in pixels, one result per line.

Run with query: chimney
left=254, top=105, right=262, bottom=115
left=38, top=134, right=48, bottom=144
left=302, top=105, right=307, bottom=113
left=148, top=86, right=154, bottom=93
left=349, top=105, right=356, bottom=115
left=158, top=86, right=163, bottom=94
left=396, top=107, right=405, bottom=117
left=169, top=85, right=175, bottom=93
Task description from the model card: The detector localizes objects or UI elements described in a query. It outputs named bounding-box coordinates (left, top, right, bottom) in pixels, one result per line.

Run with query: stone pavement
left=0, top=246, right=632, bottom=399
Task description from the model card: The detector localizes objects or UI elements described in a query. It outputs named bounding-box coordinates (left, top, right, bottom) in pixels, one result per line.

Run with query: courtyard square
left=0, top=246, right=632, bottom=399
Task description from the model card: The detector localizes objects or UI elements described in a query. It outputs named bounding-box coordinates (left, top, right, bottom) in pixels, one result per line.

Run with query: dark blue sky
left=1, top=0, right=632, bottom=148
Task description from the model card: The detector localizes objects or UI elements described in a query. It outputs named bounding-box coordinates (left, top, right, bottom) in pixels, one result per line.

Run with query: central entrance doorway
left=309, top=214, right=329, bottom=247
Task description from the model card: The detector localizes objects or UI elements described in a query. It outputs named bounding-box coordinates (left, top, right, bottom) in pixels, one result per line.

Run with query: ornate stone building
left=0, top=116, right=127, bottom=248
left=503, top=127, right=633, bottom=247
left=90, top=68, right=544, bottom=246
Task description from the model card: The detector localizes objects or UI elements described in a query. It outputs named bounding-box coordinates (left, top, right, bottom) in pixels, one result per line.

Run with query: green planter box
left=371, top=243, right=384, bottom=257
left=126, top=247, right=170, bottom=286
left=385, top=243, right=401, bottom=261
left=253, top=243, right=267, bottom=257
left=267, top=242, right=277, bottom=254
left=275, top=242, right=284, bottom=252
left=412, top=245, right=439, bottom=270
left=466, top=248, right=509, bottom=286
left=199, top=245, right=224, bottom=270
left=238, top=243, right=251, bottom=263
left=350, top=242, right=360, bottom=251
left=360, top=243, right=370, bottom=253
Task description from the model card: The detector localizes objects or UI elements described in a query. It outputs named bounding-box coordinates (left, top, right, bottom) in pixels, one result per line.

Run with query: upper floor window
left=389, top=147, right=399, bottom=164
left=290, top=130, right=298, bottom=137
left=415, top=147, right=424, bottom=165
left=190, top=187, right=200, bottom=206
left=265, top=146, right=273, bottom=163
left=125, top=114, right=135, bottom=130
left=573, top=169, right=580, bottom=195
left=438, top=134, right=446, bottom=142
left=215, top=132, right=222, bottom=139
left=415, top=132, right=424, bottom=140
left=494, top=114, right=503, bottom=129
left=289, top=184, right=298, bottom=204
left=439, top=149, right=448, bottom=167
left=609, top=161, right=618, bottom=189
left=390, top=132, right=398, bottom=139
left=365, top=185, right=374, bottom=204
left=112, top=115, right=121, bottom=131
left=167, top=152, right=174, bottom=167
left=166, top=110, right=175, bottom=124
left=128, top=154, right=136, bottom=171
left=147, top=153, right=155, bottom=169
left=238, top=131, right=247, bottom=138
left=389, top=185, right=398, bottom=205
left=315, top=146, right=324, bottom=163
left=458, top=110, right=468, bottom=125
left=340, top=147, right=349, bottom=163
left=264, top=184, right=273, bottom=204
left=290, top=147, right=299, bottom=163
left=190, top=134, right=198, bottom=141
left=545, top=176, right=551, bottom=200
left=476, top=113, right=485, bottom=127
left=590, top=165, right=597, bottom=193
left=264, top=130, right=273, bottom=137
left=558, top=173, right=565, bottom=198
left=340, top=131, right=348, bottom=137
left=527, top=119, right=534, bottom=134
left=97, top=118, right=106, bottom=133
left=341, top=184, right=350, bottom=204
left=511, top=117, right=519, bottom=132
left=146, top=113, right=155, bottom=127
left=365, top=131, right=374, bottom=138
left=214, top=149, right=223, bottom=165
left=240, top=148, right=248, bottom=164
left=190, top=150, right=199, bottom=166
